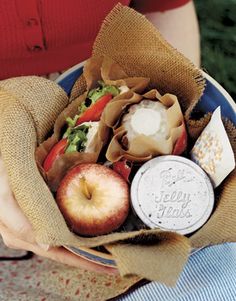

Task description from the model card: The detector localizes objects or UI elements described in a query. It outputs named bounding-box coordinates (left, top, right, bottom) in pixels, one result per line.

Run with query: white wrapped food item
left=191, top=106, right=235, bottom=187
left=122, top=100, right=169, bottom=144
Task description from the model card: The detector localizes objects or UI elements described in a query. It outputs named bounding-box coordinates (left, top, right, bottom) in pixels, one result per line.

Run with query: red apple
left=56, top=163, right=130, bottom=236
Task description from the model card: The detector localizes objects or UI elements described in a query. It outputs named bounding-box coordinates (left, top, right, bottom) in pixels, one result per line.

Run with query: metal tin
left=131, top=155, right=214, bottom=235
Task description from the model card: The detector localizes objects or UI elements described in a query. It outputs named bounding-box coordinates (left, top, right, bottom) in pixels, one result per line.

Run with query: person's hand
left=0, top=155, right=118, bottom=275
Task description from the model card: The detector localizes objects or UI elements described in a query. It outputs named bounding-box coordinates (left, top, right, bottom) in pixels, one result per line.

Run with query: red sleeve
left=131, top=0, right=191, bottom=13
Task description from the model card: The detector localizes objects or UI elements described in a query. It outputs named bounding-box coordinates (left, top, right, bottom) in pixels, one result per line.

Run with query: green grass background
left=195, top=0, right=236, bottom=100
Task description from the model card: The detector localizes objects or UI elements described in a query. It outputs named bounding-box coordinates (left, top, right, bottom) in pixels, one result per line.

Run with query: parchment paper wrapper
left=105, top=90, right=185, bottom=162
left=191, top=107, right=235, bottom=188
left=0, top=4, right=236, bottom=301
left=35, top=91, right=104, bottom=192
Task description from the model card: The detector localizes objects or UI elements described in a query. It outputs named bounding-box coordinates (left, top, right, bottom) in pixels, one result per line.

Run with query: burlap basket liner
left=0, top=4, right=235, bottom=300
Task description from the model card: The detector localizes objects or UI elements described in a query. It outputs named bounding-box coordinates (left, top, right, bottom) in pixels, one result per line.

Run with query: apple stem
left=80, top=177, right=92, bottom=199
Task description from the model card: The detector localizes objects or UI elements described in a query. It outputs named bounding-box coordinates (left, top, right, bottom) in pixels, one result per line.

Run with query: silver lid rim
left=131, top=155, right=215, bottom=235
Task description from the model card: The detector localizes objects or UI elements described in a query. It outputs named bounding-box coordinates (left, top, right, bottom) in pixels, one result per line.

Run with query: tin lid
left=131, top=155, right=214, bottom=235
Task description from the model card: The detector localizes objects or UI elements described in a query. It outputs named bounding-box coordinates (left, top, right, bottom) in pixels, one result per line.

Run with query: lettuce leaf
left=87, top=80, right=120, bottom=103
left=65, top=81, right=120, bottom=128
left=64, top=124, right=90, bottom=153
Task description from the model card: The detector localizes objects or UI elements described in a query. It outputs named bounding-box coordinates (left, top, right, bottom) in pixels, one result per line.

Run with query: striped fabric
left=119, top=243, right=236, bottom=301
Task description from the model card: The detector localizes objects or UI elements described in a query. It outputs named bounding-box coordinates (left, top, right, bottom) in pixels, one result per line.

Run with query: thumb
left=0, top=157, right=35, bottom=243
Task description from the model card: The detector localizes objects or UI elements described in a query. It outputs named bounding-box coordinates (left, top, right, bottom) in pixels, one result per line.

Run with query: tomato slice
left=113, top=160, right=132, bottom=182
left=76, top=93, right=113, bottom=125
left=172, top=124, right=187, bottom=155
left=43, top=138, right=68, bottom=172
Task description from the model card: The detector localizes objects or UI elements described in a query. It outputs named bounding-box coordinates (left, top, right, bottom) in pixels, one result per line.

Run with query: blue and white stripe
left=118, top=243, right=236, bottom=301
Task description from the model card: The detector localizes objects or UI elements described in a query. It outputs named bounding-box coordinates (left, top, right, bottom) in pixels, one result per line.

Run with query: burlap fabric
left=0, top=4, right=235, bottom=300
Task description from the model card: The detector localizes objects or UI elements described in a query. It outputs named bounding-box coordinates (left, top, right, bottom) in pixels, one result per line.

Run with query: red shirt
left=0, top=0, right=190, bottom=79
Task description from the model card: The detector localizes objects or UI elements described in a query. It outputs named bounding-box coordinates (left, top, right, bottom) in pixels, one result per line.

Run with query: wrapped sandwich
left=43, top=80, right=124, bottom=173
